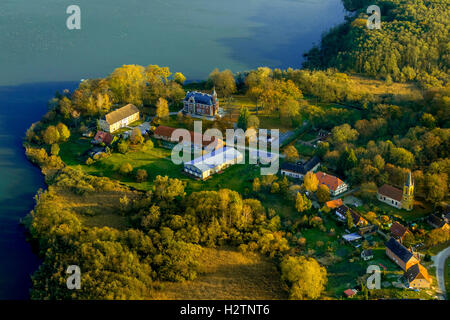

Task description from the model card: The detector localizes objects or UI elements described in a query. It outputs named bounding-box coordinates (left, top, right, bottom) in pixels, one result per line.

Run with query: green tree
left=237, top=106, right=250, bottom=130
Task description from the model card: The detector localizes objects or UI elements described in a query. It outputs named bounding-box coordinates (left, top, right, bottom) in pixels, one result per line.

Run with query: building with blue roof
left=183, top=89, right=219, bottom=117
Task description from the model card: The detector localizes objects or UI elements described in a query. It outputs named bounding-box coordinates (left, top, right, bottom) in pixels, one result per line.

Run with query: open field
left=154, top=247, right=288, bottom=300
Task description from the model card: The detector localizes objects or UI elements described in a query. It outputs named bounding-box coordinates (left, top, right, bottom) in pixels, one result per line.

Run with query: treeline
left=28, top=168, right=326, bottom=299
left=304, top=0, right=449, bottom=88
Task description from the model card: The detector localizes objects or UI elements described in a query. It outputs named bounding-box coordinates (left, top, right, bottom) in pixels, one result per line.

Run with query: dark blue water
left=0, top=81, right=77, bottom=299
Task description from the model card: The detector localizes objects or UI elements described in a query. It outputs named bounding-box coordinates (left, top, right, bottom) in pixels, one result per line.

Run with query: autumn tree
left=156, top=97, right=169, bottom=119
left=316, top=184, right=330, bottom=203
left=136, top=169, right=148, bottom=182
left=296, top=193, right=312, bottom=213
left=130, top=128, right=144, bottom=145
left=208, top=69, right=236, bottom=98
left=56, top=123, right=70, bottom=142
left=303, top=171, right=319, bottom=193
left=173, top=72, right=186, bottom=85
left=280, top=256, right=327, bottom=300
left=120, top=162, right=133, bottom=175
left=283, top=146, right=300, bottom=162
left=42, top=126, right=60, bottom=145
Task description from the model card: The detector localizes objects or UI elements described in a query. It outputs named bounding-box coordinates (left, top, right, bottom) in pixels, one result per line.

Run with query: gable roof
left=281, top=156, right=320, bottom=175
left=427, top=214, right=447, bottom=228
left=93, top=131, right=114, bottom=145
left=315, top=171, right=345, bottom=192
left=185, top=147, right=242, bottom=173
left=390, top=221, right=409, bottom=238
left=184, top=91, right=215, bottom=105
left=326, top=199, right=344, bottom=209
left=378, top=184, right=403, bottom=202
left=103, top=104, right=139, bottom=125
left=404, top=263, right=431, bottom=283
left=361, top=249, right=373, bottom=258
left=154, top=126, right=222, bottom=148
left=386, top=238, right=414, bottom=263
left=336, top=205, right=364, bottom=225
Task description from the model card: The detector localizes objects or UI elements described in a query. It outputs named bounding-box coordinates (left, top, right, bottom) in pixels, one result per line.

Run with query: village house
left=358, top=224, right=378, bottom=238
left=92, top=131, right=114, bottom=146
left=315, top=171, right=348, bottom=196
left=183, top=147, right=243, bottom=180
left=153, top=125, right=224, bottom=151
left=99, top=104, right=140, bottom=133
left=280, top=156, right=320, bottom=180
left=390, top=221, right=411, bottom=243
left=335, top=205, right=368, bottom=227
left=385, top=238, right=419, bottom=271
left=182, top=89, right=219, bottom=118
left=427, top=214, right=450, bottom=232
left=361, top=249, right=374, bottom=261
left=404, top=263, right=432, bottom=289
left=377, top=171, right=414, bottom=211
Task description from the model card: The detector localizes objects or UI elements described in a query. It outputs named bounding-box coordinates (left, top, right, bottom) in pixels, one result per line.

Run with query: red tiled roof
left=326, top=199, right=344, bottom=209
left=344, top=289, right=356, bottom=297
left=154, top=126, right=222, bottom=148
left=378, top=184, right=403, bottom=202
left=94, top=131, right=114, bottom=145
left=315, top=171, right=345, bottom=192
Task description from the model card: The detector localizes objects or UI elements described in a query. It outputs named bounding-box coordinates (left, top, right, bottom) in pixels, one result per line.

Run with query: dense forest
left=304, top=0, right=449, bottom=88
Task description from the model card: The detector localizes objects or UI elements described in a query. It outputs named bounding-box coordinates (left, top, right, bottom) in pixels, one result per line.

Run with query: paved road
left=433, top=246, right=450, bottom=300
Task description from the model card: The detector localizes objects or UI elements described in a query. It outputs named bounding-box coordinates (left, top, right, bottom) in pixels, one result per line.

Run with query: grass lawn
left=359, top=200, right=432, bottom=223
left=294, top=143, right=316, bottom=157
left=154, top=247, right=288, bottom=300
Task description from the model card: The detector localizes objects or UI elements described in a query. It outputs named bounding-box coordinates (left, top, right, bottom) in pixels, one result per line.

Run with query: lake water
left=0, top=0, right=345, bottom=299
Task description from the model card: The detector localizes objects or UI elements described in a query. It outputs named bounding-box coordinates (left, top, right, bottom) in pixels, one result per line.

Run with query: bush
left=120, top=162, right=133, bottom=176
left=136, top=169, right=148, bottom=182
left=118, top=140, right=129, bottom=154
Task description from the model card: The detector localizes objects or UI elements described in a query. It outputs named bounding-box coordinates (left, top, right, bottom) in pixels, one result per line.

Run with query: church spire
left=405, top=171, right=413, bottom=187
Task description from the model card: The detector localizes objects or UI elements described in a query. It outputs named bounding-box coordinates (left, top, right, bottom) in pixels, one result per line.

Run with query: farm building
left=154, top=125, right=224, bottom=151
left=390, top=221, right=411, bottom=242
left=183, top=147, right=243, bottom=180
left=335, top=205, right=368, bottom=227
left=92, top=131, right=114, bottom=145
left=385, top=238, right=419, bottom=271
left=280, top=156, right=320, bottom=180
left=404, top=263, right=432, bottom=289
left=99, top=104, right=140, bottom=133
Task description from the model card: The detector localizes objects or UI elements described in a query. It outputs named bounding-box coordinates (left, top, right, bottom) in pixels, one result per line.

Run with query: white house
left=184, top=147, right=243, bottom=180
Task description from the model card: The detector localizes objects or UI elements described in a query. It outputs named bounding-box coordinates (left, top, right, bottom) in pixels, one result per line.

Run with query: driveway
left=432, top=246, right=450, bottom=300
